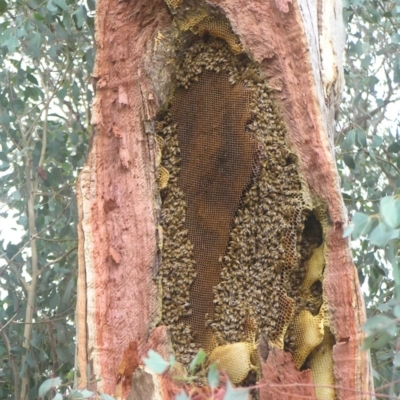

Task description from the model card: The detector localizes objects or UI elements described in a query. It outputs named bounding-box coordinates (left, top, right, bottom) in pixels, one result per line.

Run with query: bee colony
left=155, top=1, right=333, bottom=388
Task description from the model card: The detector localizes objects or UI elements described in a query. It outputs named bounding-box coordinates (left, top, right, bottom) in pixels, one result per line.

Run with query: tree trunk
left=76, top=0, right=372, bottom=399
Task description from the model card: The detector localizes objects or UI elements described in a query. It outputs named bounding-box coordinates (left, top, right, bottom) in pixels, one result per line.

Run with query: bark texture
left=76, top=0, right=371, bottom=398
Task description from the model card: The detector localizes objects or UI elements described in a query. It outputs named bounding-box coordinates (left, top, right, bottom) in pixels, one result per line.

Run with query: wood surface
left=76, top=0, right=371, bottom=398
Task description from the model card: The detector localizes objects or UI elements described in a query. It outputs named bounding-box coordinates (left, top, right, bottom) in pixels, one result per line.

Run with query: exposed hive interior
left=155, top=3, right=335, bottom=394
left=164, top=0, right=182, bottom=9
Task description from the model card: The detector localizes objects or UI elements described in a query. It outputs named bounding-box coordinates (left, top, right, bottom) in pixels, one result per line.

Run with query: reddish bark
left=205, top=1, right=370, bottom=398
left=76, top=0, right=370, bottom=398
left=260, top=348, right=316, bottom=400
left=76, top=0, right=171, bottom=396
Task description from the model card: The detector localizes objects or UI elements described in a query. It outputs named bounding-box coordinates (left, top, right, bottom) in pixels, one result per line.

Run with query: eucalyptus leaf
left=363, top=315, right=397, bottom=336
left=223, top=380, right=250, bottom=400
left=68, top=389, right=95, bottom=399
left=0, top=0, right=7, bottom=14
left=100, top=394, right=116, bottom=400
left=207, top=363, right=219, bottom=389
left=380, top=196, right=400, bottom=228
left=54, top=0, right=67, bottom=10
left=388, top=142, right=400, bottom=153
left=369, top=222, right=399, bottom=247
left=38, top=377, right=62, bottom=397
left=143, top=350, right=170, bottom=374
left=73, top=5, right=87, bottom=28
left=5, top=33, right=18, bottom=53
left=351, top=212, right=374, bottom=239
left=46, top=0, right=57, bottom=12
left=189, top=349, right=206, bottom=373
left=342, top=223, right=354, bottom=238
left=356, top=129, right=367, bottom=147
left=394, top=352, right=400, bottom=367
left=175, top=391, right=190, bottom=400
left=26, top=32, right=41, bottom=58
left=343, top=154, right=356, bottom=169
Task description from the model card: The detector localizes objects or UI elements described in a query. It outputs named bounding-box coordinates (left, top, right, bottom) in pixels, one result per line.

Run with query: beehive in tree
left=76, top=0, right=372, bottom=398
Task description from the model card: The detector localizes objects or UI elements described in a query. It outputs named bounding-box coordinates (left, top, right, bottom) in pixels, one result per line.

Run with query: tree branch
left=39, top=245, right=78, bottom=275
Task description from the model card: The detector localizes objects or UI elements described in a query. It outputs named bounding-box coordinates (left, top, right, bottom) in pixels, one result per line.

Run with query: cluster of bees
left=156, top=35, right=325, bottom=375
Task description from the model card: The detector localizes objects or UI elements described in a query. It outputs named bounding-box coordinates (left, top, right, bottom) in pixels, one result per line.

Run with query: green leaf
left=10, top=190, right=21, bottom=200
left=52, top=394, right=63, bottom=400
left=342, top=130, right=356, bottom=150
left=5, top=33, right=18, bottom=53
left=342, top=224, right=354, bottom=238
left=207, top=363, right=219, bottom=389
left=363, top=315, right=396, bottom=335
left=352, top=212, right=374, bottom=239
left=370, top=135, right=382, bottom=149
left=223, top=380, right=250, bottom=400
left=175, top=391, right=190, bottom=400
left=361, top=55, right=371, bottom=69
left=343, top=154, right=356, bottom=169
left=169, top=354, right=176, bottom=367
left=46, top=0, right=57, bottom=13
left=26, top=32, right=41, bottom=58
left=27, top=73, right=39, bottom=85
left=393, top=304, right=400, bottom=318
left=73, top=5, right=87, bottom=28
left=0, top=0, right=7, bottom=14
left=12, top=99, right=25, bottom=113
left=0, top=161, right=9, bottom=171
left=369, top=222, right=399, bottom=247
left=58, top=277, right=75, bottom=314
left=54, top=0, right=67, bottom=10
left=189, top=349, right=206, bottom=373
left=19, top=360, right=28, bottom=378
left=24, top=87, right=40, bottom=101
left=57, top=87, right=67, bottom=101
left=388, top=142, right=400, bottom=153
left=380, top=196, right=400, bottom=228
left=33, top=12, right=45, bottom=21
left=100, top=394, right=116, bottom=400
left=0, top=345, right=7, bottom=356
left=27, top=351, right=36, bottom=367
left=69, top=389, right=94, bottom=399
left=143, top=350, right=169, bottom=374
left=356, top=129, right=366, bottom=147
left=394, top=352, right=400, bottom=367
left=39, top=377, right=62, bottom=397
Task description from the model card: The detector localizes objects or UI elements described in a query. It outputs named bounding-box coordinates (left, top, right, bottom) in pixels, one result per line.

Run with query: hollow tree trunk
left=76, top=0, right=372, bottom=399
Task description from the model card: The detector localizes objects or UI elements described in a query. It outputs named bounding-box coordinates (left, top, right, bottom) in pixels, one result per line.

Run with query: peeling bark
left=76, top=0, right=371, bottom=398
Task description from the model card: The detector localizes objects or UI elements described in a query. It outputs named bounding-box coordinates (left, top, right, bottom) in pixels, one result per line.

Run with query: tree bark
left=76, top=0, right=372, bottom=398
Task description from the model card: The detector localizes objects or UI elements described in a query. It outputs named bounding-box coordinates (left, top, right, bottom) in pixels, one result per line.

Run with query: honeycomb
left=174, top=8, right=209, bottom=32
left=208, top=342, right=257, bottom=384
left=308, top=327, right=336, bottom=400
left=164, top=0, right=182, bottom=9
left=157, top=166, right=170, bottom=190
left=195, top=16, right=243, bottom=54
left=173, top=6, right=243, bottom=55
left=290, top=308, right=325, bottom=368
left=156, top=13, right=334, bottom=390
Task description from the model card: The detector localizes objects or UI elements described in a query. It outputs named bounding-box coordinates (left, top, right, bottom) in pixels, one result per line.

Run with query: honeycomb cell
left=291, top=308, right=325, bottom=369
left=208, top=342, right=257, bottom=384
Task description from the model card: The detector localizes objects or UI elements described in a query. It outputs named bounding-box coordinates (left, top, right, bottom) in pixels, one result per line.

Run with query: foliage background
left=0, top=0, right=399, bottom=398
left=338, top=0, right=400, bottom=396
left=0, top=0, right=94, bottom=398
